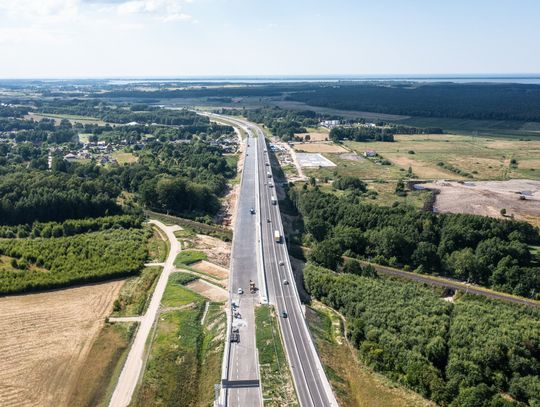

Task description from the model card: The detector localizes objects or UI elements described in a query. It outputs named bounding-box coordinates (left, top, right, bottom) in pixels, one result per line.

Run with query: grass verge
left=174, top=250, right=208, bottom=266
left=132, top=281, right=226, bottom=407
left=147, top=226, right=169, bottom=262
left=306, top=302, right=435, bottom=407
left=111, top=266, right=161, bottom=316
left=255, top=305, right=299, bottom=407
left=68, top=322, right=137, bottom=407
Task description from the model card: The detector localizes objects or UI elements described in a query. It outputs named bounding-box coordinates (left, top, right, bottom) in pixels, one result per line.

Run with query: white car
left=279, top=260, right=284, bottom=266
left=238, top=288, right=243, bottom=295
left=283, top=279, right=289, bottom=285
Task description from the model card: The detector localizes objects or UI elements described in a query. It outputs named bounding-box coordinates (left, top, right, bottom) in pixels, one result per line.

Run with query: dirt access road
left=0, top=280, right=123, bottom=407
left=108, top=219, right=181, bottom=407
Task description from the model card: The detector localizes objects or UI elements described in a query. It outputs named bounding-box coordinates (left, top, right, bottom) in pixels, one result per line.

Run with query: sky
left=0, top=0, right=539, bottom=78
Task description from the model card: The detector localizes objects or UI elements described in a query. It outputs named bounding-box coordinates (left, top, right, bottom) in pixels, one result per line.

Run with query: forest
left=0, top=227, right=148, bottom=294
left=219, top=106, right=322, bottom=140
left=287, top=83, right=540, bottom=122
left=304, top=264, right=540, bottom=407
left=291, top=186, right=540, bottom=299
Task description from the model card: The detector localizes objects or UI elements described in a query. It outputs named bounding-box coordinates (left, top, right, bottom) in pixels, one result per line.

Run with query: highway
left=252, top=124, right=337, bottom=407
left=209, top=114, right=263, bottom=407
left=208, top=113, right=336, bottom=407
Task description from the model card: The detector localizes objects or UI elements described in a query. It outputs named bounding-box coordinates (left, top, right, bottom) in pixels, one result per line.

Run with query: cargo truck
left=274, top=230, right=281, bottom=243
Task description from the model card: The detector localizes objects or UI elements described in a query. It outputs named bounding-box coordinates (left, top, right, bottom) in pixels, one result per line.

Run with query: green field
left=255, top=305, right=299, bottom=407
left=174, top=249, right=208, bottom=267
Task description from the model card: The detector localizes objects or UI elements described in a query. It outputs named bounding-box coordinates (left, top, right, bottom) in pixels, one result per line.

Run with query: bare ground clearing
left=424, top=179, right=540, bottom=226
left=192, top=234, right=231, bottom=268
left=0, top=280, right=124, bottom=407
left=191, top=260, right=228, bottom=280
left=186, top=279, right=228, bottom=302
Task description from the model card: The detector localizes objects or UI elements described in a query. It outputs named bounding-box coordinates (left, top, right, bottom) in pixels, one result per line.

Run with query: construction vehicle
left=249, top=280, right=256, bottom=294
left=231, top=330, right=240, bottom=343
left=274, top=230, right=281, bottom=243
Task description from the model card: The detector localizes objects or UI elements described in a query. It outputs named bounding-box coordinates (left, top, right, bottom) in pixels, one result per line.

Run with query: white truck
left=274, top=230, right=281, bottom=243
left=271, top=196, right=277, bottom=205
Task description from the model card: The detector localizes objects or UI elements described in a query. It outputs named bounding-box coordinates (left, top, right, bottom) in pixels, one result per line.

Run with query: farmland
left=0, top=280, right=124, bottom=407
left=344, top=134, right=540, bottom=181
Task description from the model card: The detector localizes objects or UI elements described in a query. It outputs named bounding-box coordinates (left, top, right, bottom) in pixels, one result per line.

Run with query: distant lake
left=108, top=75, right=540, bottom=85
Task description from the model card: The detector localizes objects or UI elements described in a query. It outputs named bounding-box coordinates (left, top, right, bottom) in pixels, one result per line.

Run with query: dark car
left=282, top=311, right=288, bottom=318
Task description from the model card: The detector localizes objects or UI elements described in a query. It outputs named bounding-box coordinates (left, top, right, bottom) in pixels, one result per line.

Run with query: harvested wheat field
left=191, top=260, right=229, bottom=280
left=294, top=142, right=347, bottom=153
left=0, top=280, right=123, bottom=407
left=294, top=130, right=330, bottom=142
left=186, top=279, right=228, bottom=302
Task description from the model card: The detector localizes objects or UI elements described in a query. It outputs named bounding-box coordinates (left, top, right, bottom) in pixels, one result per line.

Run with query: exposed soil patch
left=0, top=280, right=124, bottom=407
left=192, top=234, right=231, bottom=268
left=190, top=260, right=228, bottom=280
left=423, top=179, right=540, bottom=227
left=186, top=279, right=228, bottom=302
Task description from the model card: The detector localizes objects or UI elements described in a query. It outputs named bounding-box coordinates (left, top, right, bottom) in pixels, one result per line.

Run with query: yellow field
left=0, top=280, right=123, bottom=407
left=294, top=142, right=348, bottom=153
left=294, top=126, right=330, bottom=141
left=112, top=152, right=138, bottom=164
left=343, top=134, right=540, bottom=180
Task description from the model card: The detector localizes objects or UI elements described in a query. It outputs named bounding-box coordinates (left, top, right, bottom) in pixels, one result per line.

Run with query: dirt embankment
left=0, top=280, right=123, bottom=407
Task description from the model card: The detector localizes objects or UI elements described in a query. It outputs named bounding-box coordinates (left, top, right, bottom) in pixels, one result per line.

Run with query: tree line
left=305, top=264, right=540, bottom=407
left=0, top=228, right=148, bottom=295
left=0, top=215, right=142, bottom=238
left=287, top=83, right=540, bottom=122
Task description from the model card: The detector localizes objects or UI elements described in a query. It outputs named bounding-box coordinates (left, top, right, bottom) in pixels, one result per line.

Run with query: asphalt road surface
left=208, top=113, right=336, bottom=406
left=225, top=128, right=263, bottom=407
left=253, top=126, right=337, bottom=407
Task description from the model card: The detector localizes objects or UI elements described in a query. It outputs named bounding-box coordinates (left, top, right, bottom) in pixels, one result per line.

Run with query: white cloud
left=0, top=0, right=80, bottom=21
left=116, top=0, right=192, bottom=22
left=0, top=26, right=70, bottom=45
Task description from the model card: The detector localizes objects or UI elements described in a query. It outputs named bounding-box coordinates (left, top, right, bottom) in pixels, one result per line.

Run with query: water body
left=107, top=74, right=540, bottom=85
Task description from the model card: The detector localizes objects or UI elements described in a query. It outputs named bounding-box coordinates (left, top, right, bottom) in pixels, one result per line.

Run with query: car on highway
left=250, top=208, right=255, bottom=214
left=238, top=287, right=243, bottom=295
left=283, top=279, right=289, bottom=285
left=267, top=218, right=271, bottom=223
left=269, top=183, right=274, bottom=188
left=279, top=260, right=284, bottom=266
left=282, top=311, right=288, bottom=318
